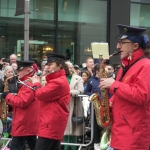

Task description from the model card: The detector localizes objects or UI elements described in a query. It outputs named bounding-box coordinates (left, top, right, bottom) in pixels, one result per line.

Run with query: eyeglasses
left=118, top=41, right=133, bottom=47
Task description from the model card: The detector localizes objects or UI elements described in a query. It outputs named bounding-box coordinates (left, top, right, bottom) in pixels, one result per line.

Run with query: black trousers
left=10, top=135, right=37, bottom=150
left=35, top=136, right=61, bottom=150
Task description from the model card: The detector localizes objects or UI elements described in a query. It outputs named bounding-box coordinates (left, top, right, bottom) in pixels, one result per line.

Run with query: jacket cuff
left=110, top=81, right=121, bottom=94
left=5, top=93, right=14, bottom=104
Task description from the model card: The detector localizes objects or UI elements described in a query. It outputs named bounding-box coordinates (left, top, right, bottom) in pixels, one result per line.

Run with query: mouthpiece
left=109, top=51, right=121, bottom=58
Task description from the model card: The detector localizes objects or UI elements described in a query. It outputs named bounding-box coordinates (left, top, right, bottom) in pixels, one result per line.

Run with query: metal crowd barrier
left=61, top=94, right=94, bottom=150
left=0, top=138, right=11, bottom=150
left=0, top=94, right=94, bottom=150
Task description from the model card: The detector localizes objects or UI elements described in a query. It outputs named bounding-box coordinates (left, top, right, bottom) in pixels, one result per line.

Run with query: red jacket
left=34, top=69, right=70, bottom=140
left=109, top=49, right=150, bottom=150
left=5, top=82, right=40, bottom=136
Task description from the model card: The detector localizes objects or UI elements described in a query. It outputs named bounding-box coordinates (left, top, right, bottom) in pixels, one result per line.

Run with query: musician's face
left=116, top=39, right=137, bottom=59
left=48, top=62, right=61, bottom=73
left=17, top=67, right=33, bottom=79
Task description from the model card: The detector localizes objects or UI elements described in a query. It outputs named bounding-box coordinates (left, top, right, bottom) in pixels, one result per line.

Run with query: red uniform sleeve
left=109, top=64, right=150, bottom=105
left=35, top=79, right=68, bottom=102
left=5, top=85, right=35, bottom=108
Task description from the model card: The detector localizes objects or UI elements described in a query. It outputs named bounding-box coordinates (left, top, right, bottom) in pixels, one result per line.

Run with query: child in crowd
left=100, top=124, right=113, bottom=150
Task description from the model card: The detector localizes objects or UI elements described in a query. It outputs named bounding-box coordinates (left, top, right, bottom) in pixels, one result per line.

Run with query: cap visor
left=116, top=35, right=128, bottom=40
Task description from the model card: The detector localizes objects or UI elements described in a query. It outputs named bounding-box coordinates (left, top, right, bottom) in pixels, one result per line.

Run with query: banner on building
left=15, top=0, right=25, bottom=16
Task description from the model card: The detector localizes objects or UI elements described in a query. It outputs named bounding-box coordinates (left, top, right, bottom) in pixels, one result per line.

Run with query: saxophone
left=89, top=51, right=120, bottom=127
left=0, top=76, right=14, bottom=121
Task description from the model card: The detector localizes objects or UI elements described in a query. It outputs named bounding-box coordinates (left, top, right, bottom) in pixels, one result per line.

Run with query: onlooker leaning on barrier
left=81, top=70, right=91, bottom=91
left=81, top=70, right=91, bottom=118
left=64, top=61, right=84, bottom=150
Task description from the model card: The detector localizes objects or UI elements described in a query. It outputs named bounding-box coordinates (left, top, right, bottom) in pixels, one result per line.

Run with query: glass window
left=130, top=2, right=150, bottom=33
left=0, top=0, right=108, bottom=66
left=131, top=0, right=150, bottom=4
left=58, top=0, right=108, bottom=64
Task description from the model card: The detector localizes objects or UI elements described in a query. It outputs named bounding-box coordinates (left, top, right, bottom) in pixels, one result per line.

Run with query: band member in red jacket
left=32, top=53, right=70, bottom=150
left=2, top=61, right=40, bottom=150
left=100, top=24, right=150, bottom=149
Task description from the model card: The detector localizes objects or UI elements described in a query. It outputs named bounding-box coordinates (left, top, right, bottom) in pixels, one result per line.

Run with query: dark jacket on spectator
left=84, top=75, right=100, bottom=96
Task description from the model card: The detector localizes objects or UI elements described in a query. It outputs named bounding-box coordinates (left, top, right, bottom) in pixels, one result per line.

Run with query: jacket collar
left=121, top=48, right=145, bottom=67
left=46, top=69, right=66, bottom=81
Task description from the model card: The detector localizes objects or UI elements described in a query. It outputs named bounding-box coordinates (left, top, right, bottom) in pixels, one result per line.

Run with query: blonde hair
left=85, top=57, right=93, bottom=63
left=65, top=61, right=76, bottom=74
left=3, top=66, right=15, bottom=77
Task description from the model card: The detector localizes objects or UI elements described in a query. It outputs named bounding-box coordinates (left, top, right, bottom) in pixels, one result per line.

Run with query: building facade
left=0, top=0, right=150, bottom=65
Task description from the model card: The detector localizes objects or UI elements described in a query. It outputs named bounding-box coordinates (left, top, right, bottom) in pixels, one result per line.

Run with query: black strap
left=119, top=56, right=146, bottom=81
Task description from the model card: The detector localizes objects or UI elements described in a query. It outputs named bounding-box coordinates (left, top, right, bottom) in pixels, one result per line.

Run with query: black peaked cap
left=116, top=24, right=146, bottom=39
left=17, top=61, right=34, bottom=70
left=46, top=53, right=66, bottom=63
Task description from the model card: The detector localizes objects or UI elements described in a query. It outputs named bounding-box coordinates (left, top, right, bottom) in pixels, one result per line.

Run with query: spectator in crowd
left=2, top=61, right=40, bottom=150
left=40, top=75, right=47, bottom=87
left=3, top=66, right=19, bottom=93
left=105, top=64, right=115, bottom=78
left=9, top=54, right=17, bottom=65
left=1, top=66, right=18, bottom=150
left=73, top=64, right=81, bottom=76
left=100, top=24, right=150, bottom=149
left=41, top=58, right=47, bottom=71
left=83, top=57, right=94, bottom=75
left=42, top=64, right=49, bottom=76
left=64, top=61, right=84, bottom=150
left=81, top=70, right=91, bottom=91
left=11, top=63, right=18, bottom=70
left=31, top=53, right=70, bottom=150
left=81, top=70, right=91, bottom=119
left=111, top=62, right=121, bottom=79
left=85, top=63, right=103, bottom=150
left=0, top=58, right=9, bottom=71
left=100, top=124, right=113, bottom=150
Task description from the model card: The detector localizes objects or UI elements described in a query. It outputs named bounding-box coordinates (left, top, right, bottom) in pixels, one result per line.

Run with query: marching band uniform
left=100, top=24, right=150, bottom=150
left=2, top=61, right=40, bottom=150
left=32, top=53, right=70, bottom=150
